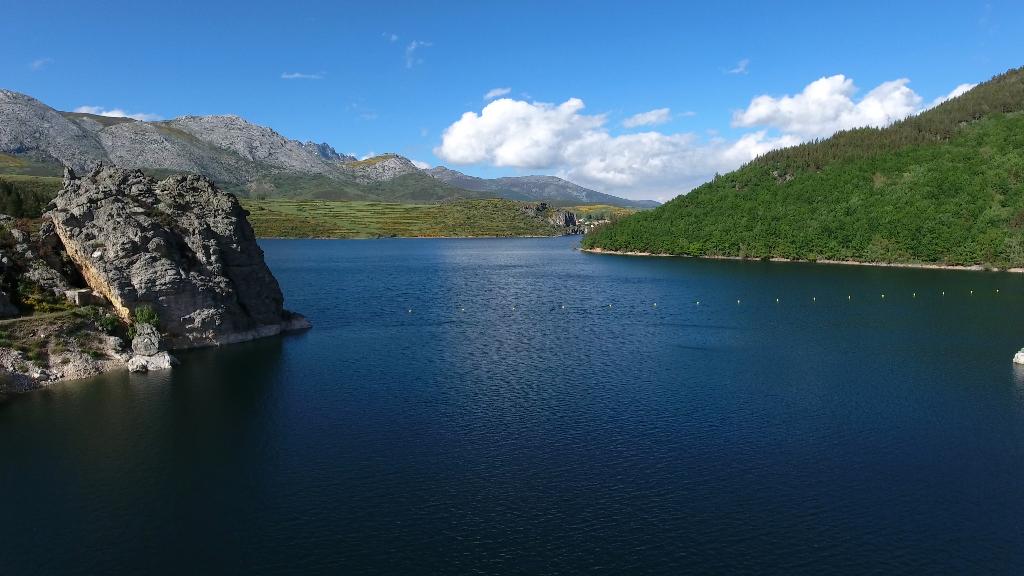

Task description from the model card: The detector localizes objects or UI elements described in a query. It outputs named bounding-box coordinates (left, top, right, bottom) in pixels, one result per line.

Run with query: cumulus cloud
left=726, top=58, right=750, bottom=75
left=484, top=87, right=512, bottom=100
left=436, top=98, right=603, bottom=168
left=623, top=108, right=672, bottom=128
left=73, top=106, right=161, bottom=122
left=29, top=57, right=53, bottom=71
left=281, top=71, right=324, bottom=80
left=405, top=40, right=432, bottom=68
left=435, top=97, right=795, bottom=200
left=435, top=75, right=973, bottom=201
left=732, top=75, right=924, bottom=138
left=411, top=159, right=431, bottom=169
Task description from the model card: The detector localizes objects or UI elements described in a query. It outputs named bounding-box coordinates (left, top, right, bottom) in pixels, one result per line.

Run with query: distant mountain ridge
left=0, top=89, right=656, bottom=208
left=426, top=166, right=660, bottom=208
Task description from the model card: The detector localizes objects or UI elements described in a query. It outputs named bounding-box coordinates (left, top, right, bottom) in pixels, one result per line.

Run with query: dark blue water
left=3, top=236, right=1024, bottom=574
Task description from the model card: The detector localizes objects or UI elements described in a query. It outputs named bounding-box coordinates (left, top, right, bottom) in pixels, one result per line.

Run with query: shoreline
left=257, top=233, right=581, bottom=240
left=580, top=247, right=1024, bottom=274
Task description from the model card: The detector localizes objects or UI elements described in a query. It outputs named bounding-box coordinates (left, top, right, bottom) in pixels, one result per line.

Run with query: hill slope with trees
left=583, top=67, right=1024, bottom=269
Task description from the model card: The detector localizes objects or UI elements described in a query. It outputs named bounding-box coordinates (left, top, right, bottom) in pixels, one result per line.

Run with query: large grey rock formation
left=46, top=166, right=310, bottom=348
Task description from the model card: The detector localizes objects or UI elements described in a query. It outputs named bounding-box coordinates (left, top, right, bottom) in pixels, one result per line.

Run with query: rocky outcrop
left=519, top=203, right=584, bottom=235
left=46, top=165, right=310, bottom=349
left=128, top=352, right=175, bottom=373
left=1014, top=349, right=1024, bottom=364
left=547, top=210, right=582, bottom=233
left=349, top=154, right=421, bottom=182
left=303, top=141, right=357, bottom=163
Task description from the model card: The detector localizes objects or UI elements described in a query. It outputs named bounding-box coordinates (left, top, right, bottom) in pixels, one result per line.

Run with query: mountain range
left=0, top=90, right=656, bottom=208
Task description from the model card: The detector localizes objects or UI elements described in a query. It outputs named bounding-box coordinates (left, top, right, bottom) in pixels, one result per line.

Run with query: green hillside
left=583, top=67, right=1024, bottom=269
left=241, top=198, right=567, bottom=238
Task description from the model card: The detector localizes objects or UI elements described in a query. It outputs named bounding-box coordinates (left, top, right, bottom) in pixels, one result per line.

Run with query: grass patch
left=241, top=198, right=570, bottom=238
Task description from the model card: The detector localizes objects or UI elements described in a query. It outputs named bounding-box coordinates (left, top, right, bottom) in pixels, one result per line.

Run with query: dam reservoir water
left=2, top=236, right=1023, bottom=574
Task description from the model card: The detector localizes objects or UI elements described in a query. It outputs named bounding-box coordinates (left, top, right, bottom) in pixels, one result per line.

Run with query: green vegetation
left=0, top=153, right=62, bottom=177
left=132, top=305, right=160, bottom=327
left=583, top=67, right=1024, bottom=269
left=568, top=204, right=636, bottom=222
left=14, top=279, right=74, bottom=314
left=0, top=175, right=61, bottom=217
left=242, top=198, right=566, bottom=238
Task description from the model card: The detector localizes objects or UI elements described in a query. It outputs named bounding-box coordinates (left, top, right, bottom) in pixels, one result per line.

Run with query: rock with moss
left=46, top=165, right=310, bottom=349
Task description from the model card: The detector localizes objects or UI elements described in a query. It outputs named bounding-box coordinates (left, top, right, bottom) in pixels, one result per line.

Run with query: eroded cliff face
left=46, top=166, right=309, bottom=349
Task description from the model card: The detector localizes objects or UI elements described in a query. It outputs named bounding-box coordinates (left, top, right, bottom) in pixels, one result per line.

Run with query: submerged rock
left=128, top=352, right=175, bottom=373
left=46, top=165, right=310, bottom=349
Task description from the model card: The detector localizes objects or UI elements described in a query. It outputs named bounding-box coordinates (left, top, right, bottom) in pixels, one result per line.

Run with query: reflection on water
left=2, top=237, right=1024, bottom=575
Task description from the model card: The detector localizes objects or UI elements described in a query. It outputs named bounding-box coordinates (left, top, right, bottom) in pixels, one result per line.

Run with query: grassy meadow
left=241, top=198, right=571, bottom=238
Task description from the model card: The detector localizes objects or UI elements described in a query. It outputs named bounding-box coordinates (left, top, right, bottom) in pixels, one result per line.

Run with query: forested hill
left=583, top=67, right=1024, bottom=269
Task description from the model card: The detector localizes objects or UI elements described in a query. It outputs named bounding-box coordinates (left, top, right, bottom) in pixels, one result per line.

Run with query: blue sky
left=3, top=0, right=1022, bottom=200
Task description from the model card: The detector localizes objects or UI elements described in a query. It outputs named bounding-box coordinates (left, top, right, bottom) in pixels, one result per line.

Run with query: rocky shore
left=0, top=166, right=309, bottom=394
left=580, top=247, right=1024, bottom=273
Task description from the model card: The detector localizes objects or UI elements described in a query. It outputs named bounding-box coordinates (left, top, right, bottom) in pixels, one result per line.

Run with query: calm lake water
left=3, top=236, right=1024, bottom=574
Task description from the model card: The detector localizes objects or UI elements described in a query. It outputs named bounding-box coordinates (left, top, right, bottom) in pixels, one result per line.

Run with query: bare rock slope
left=47, top=166, right=310, bottom=348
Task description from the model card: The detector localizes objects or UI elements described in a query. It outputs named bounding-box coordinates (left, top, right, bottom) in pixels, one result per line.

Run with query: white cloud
left=484, top=87, right=512, bottom=100
left=73, top=105, right=161, bottom=122
left=383, top=32, right=399, bottom=42
left=29, top=57, right=53, bottom=71
left=281, top=71, right=324, bottom=80
left=405, top=40, right=432, bottom=68
left=726, top=58, right=750, bottom=75
left=436, top=98, right=604, bottom=168
left=435, top=75, right=974, bottom=201
left=623, top=108, right=672, bottom=128
left=927, top=83, right=977, bottom=108
left=732, top=75, right=923, bottom=138
left=434, top=97, right=794, bottom=201
left=411, top=159, right=431, bottom=169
